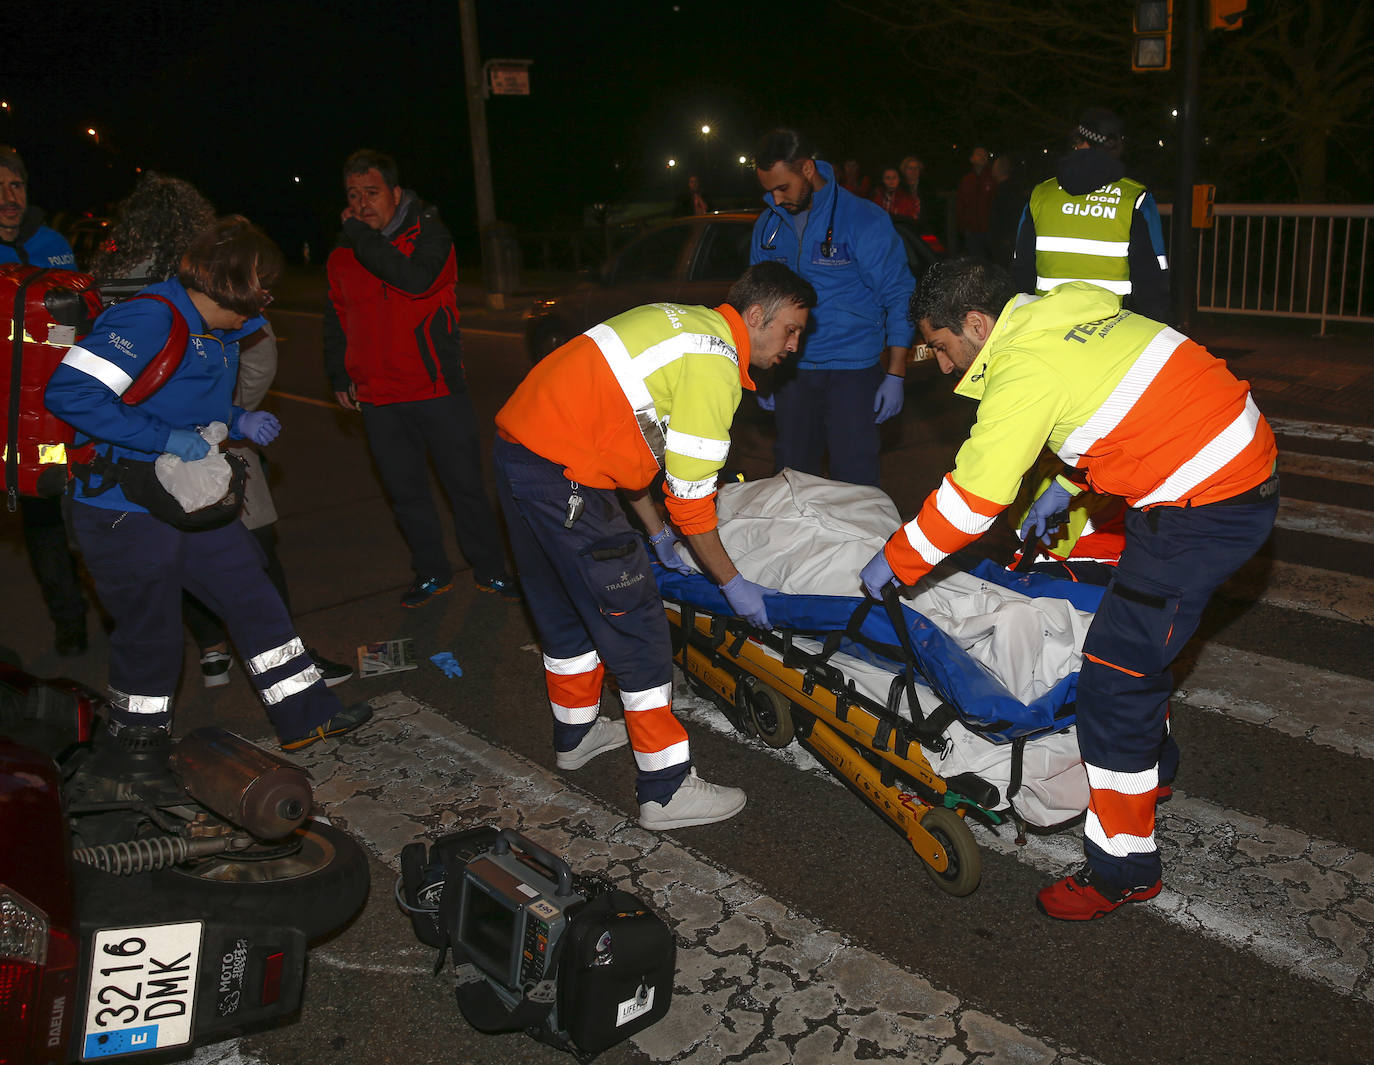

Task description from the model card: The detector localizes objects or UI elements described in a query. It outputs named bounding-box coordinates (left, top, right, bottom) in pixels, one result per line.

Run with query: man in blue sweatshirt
left=750, top=128, right=914, bottom=487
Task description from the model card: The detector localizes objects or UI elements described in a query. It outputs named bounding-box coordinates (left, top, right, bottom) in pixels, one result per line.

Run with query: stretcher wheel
left=919, top=807, right=981, bottom=897
left=747, top=685, right=794, bottom=748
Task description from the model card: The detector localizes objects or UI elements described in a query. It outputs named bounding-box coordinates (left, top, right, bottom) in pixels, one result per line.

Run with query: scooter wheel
left=919, top=807, right=981, bottom=897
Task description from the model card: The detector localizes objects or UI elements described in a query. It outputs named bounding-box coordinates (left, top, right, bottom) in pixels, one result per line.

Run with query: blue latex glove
left=860, top=547, right=899, bottom=599
left=873, top=374, right=905, bottom=424
left=720, top=573, right=772, bottom=629
left=430, top=652, right=463, bottom=678
left=164, top=428, right=210, bottom=462
left=756, top=393, right=776, bottom=412
left=237, top=410, right=281, bottom=446
left=649, top=525, right=693, bottom=574
left=1019, top=480, right=1073, bottom=542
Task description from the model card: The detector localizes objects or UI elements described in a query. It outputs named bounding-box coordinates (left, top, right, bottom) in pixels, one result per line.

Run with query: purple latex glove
left=873, top=374, right=905, bottom=424
left=756, top=392, right=776, bottom=412
left=1019, top=480, right=1072, bottom=542
left=237, top=410, right=281, bottom=446
left=649, top=525, right=693, bottom=574
left=720, top=573, right=772, bottom=629
left=164, top=428, right=210, bottom=462
left=860, top=547, right=899, bottom=599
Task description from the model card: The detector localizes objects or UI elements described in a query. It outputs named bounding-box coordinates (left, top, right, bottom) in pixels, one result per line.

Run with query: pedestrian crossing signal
left=1132, top=0, right=1173, bottom=71
left=1208, top=0, right=1246, bottom=29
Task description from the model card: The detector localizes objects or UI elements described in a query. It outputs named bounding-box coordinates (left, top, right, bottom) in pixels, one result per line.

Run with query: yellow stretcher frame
left=665, top=600, right=989, bottom=896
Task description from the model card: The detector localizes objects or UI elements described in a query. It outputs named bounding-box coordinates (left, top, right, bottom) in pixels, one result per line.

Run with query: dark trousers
left=20, top=495, right=88, bottom=632
left=773, top=363, right=883, bottom=487
left=1077, top=495, right=1277, bottom=890
left=493, top=437, right=688, bottom=803
left=184, top=525, right=289, bottom=652
left=362, top=392, right=506, bottom=582
left=70, top=504, right=340, bottom=742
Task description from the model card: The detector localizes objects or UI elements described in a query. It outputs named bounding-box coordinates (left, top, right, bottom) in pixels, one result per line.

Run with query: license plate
left=81, top=921, right=202, bottom=1059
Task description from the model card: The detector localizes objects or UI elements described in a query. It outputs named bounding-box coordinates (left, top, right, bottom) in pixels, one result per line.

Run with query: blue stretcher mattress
left=656, top=560, right=1107, bottom=744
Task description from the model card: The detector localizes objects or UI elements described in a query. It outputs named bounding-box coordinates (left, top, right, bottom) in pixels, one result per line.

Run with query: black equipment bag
left=74, top=448, right=249, bottom=531
left=397, top=826, right=675, bottom=1061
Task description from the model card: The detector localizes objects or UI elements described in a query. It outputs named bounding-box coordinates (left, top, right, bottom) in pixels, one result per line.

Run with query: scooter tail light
left=0, top=887, right=75, bottom=1065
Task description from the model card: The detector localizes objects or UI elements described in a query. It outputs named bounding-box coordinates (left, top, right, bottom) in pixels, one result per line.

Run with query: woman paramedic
left=45, top=215, right=371, bottom=751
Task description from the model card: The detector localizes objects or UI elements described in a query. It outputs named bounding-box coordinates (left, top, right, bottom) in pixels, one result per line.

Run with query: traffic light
left=1209, top=0, right=1246, bottom=29
left=1132, top=0, right=1173, bottom=71
left=1191, top=184, right=1216, bottom=229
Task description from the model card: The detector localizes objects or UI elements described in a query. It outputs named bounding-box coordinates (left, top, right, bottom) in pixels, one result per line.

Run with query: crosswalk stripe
left=1226, top=557, right=1374, bottom=625
left=1270, top=418, right=1374, bottom=447
left=669, top=684, right=1374, bottom=1001
left=1274, top=499, right=1374, bottom=544
left=276, top=694, right=1092, bottom=1065
left=1173, top=642, right=1374, bottom=759
left=1280, top=450, right=1374, bottom=487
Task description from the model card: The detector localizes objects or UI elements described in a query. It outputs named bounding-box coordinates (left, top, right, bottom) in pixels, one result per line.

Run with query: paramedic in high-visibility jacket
left=860, top=258, right=1278, bottom=920
left=494, top=262, right=817, bottom=831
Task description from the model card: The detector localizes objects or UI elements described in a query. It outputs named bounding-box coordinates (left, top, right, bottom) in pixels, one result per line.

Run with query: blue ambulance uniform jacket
left=750, top=158, right=915, bottom=370
left=44, top=277, right=265, bottom=512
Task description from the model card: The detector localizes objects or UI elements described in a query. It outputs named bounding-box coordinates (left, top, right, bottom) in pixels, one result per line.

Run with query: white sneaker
left=555, top=717, right=628, bottom=770
left=200, top=650, right=233, bottom=689
left=638, top=769, right=746, bottom=830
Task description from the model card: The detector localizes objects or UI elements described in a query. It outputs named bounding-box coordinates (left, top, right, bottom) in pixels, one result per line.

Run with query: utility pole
left=458, top=0, right=504, bottom=307
left=1170, top=0, right=1202, bottom=329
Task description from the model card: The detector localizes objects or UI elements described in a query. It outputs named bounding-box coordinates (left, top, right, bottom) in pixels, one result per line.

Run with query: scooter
left=0, top=662, right=370, bottom=1063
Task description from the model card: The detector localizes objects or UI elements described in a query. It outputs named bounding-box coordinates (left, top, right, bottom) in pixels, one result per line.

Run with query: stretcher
left=655, top=471, right=1107, bottom=897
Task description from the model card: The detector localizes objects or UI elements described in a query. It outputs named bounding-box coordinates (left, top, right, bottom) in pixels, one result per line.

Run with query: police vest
left=1029, top=177, right=1146, bottom=297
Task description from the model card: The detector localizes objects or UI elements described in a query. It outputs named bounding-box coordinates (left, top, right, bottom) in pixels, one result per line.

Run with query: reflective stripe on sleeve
left=1158, top=254, right=1169, bottom=269
left=1059, top=327, right=1183, bottom=463
left=543, top=649, right=601, bottom=675
left=665, top=472, right=718, bottom=500
left=901, top=518, right=948, bottom=569
left=935, top=476, right=998, bottom=536
left=258, top=664, right=322, bottom=705
left=1035, top=236, right=1131, bottom=256
left=1134, top=395, right=1263, bottom=506
left=665, top=427, right=730, bottom=462
left=1037, top=275, right=1132, bottom=295
left=248, top=637, right=308, bottom=676
left=61, top=344, right=134, bottom=395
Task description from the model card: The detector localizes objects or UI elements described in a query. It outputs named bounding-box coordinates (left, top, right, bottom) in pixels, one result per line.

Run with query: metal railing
left=1161, top=203, right=1374, bottom=334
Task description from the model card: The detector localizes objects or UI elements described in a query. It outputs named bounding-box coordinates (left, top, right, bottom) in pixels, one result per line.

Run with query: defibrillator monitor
left=454, top=851, right=582, bottom=995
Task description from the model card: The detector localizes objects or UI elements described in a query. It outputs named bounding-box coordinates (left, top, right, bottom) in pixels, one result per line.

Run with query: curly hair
left=92, top=172, right=215, bottom=282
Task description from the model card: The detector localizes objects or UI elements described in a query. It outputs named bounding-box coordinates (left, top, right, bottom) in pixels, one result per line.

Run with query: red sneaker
left=1036, top=865, right=1162, bottom=921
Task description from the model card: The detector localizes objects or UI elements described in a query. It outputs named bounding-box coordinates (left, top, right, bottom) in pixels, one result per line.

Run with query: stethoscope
left=760, top=185, right=839, bottom=259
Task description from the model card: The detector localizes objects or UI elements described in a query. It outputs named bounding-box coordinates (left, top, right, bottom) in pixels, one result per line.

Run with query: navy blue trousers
left=71, top=504, right=340, bottom=741
left=1077, top=495, right=1277, bottom=890
left=361, top=392, right=507, bottom=583
left=493, top=437, right=688, bottom=803
left=773, top=363, right=884, bottom=487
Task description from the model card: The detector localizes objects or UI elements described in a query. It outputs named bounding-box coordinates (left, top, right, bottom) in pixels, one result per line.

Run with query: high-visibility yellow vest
left=1028, top=176, right=1146, bottom=297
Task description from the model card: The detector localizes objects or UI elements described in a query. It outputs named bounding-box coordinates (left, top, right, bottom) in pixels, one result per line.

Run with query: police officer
left=1, top=144, right=89, bottom=655
left=1013, top=107, right=1170, bottom=322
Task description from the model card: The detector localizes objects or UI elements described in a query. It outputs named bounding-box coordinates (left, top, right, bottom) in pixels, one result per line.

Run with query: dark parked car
left=523, top=211, right=943, bottom=362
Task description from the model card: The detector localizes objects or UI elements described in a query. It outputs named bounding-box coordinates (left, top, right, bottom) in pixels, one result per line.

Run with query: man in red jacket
left=324, top=150, right=517, bottom=608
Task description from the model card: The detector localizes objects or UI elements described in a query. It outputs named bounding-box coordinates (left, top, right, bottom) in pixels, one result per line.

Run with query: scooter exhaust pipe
left=170, top=727, right=314, bottom=839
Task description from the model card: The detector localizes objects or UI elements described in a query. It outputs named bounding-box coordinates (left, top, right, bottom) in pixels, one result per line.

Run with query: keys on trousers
left=563, top=485, right=584, bottom=529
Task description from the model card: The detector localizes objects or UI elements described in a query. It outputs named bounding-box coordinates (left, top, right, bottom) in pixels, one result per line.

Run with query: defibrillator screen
left=459, top=876, right=520, bottom=985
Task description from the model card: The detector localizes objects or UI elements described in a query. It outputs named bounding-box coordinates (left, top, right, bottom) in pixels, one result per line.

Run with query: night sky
left=9, top=0, right=1331, bottom=262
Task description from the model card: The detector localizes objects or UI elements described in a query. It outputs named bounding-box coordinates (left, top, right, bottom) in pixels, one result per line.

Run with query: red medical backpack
left=2, top=263, right=187, bottom=506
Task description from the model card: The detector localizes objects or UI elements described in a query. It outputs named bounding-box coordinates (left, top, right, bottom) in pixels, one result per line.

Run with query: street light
left=86, top=127, right=100, bottom=145
left=700, top=124, right=711, bottom=135
left=667, top=158, right=676, bottom=168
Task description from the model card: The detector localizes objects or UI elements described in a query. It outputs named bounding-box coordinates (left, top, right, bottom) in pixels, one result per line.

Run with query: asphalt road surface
left=3, top=304, right=1372, bottom=1065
